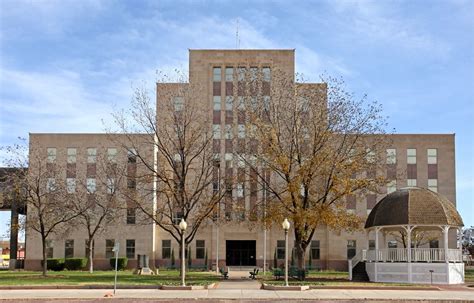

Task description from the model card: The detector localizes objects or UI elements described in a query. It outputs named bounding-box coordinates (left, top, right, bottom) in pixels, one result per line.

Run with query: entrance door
left=226, top=240, right=256, bottom=266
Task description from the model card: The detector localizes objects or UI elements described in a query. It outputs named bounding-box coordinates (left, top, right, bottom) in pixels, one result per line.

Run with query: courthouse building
left=24, top=49, right=457, bottom=271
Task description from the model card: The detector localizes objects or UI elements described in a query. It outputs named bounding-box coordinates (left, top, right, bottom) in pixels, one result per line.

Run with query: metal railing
left=362, top=248, right=463, bottom=263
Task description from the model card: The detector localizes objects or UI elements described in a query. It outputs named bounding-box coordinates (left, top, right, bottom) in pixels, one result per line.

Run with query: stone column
left=9, top=199, right=18, bottom=270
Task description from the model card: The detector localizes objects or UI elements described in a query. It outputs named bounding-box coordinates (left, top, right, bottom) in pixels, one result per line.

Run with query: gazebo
left=349, top=187, right=464, bottom=284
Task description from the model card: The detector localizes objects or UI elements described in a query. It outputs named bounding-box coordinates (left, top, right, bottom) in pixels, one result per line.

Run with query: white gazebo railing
left=362, top=248, right=462, bottom=263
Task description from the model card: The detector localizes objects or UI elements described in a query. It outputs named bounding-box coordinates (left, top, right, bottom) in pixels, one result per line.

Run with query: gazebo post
left=442, top=225, right=449, bottom=263
left=442, top=225, right=450, bottom=284
left=374, top=227, right=381, bottom=282
left=405, top=225, right=414, bottom=283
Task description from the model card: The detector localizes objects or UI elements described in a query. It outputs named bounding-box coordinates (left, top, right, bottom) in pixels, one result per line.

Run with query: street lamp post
left=282, top=218, right=290, bottom=287
left=179, top=218, right=188, bottom=287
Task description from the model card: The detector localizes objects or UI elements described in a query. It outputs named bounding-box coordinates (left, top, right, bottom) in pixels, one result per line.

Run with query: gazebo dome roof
left=365, top=187, right=463, bottom=229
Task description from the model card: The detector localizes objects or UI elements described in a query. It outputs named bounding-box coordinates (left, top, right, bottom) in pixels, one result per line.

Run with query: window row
left=213, top=67, right=271, bottom=82
left=46, top=147, right=137, bottom=164
left=212, top=96, right=270, bottom=111
left=161, top=239, right=206, bottom=259
left=276, top=240, right=321, bottom=260
left=212, top=125, right=255, bottom=139
left=385, top=148, right=438, bottom=164
left=46, top=239, right=136, bottom=259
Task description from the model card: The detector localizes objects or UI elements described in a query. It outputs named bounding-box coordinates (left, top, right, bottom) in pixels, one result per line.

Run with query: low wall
left=365, top=262, right=464, bottom=284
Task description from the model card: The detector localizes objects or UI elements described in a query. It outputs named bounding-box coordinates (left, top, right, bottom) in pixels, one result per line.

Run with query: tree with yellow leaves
left=238, top=69, right=391, bottom=271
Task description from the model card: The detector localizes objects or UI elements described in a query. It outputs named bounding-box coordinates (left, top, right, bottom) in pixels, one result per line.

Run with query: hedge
left=109, top=257, right=128, bottom=270
left=41, top=258, right=65, bottom=271
left=64, top=258, right=87, bottom=270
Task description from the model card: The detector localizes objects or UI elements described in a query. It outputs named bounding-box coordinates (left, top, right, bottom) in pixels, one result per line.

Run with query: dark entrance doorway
left=226, top=240, right=256, bottom=266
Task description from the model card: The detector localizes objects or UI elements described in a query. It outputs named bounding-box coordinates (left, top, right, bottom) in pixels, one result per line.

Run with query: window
left=387, top=180, right=396, bottom=194
left=66, top=178, right=76, bottom=193
left=428, top=179, right=438, bottom=192
left=213, top=96, right=221, bottom=110
left=173, top=96, right=184, bottom=111
left=388, top=241, right=397, bottom=248
left=346, top=195, right=356, bottom=211
left=386, top=149, right=396, bottom=164
left=237, top=154, right=246, bottom=168
left=126, top=239, right=135, bottom=259
left=225, top=96, right=233, bottom=110
left=87, top=148, right=97, bottom=163
left=106, top=178, right=115, bottom=194
left=236, top=183, right=244, bottom=197
left=67, top=148, right=77, bottom=163
left=46, top=240, right=53, bottom=258
left=238, top=67, right=246, bottom=81
left=172, top=212, right=183, bottom=225
left=86, top=178, right=96, bottom=193
left=127, top=208, right=136, bottom=224
left=65, top=239, right=74, bottom=258
left=224, top=153, right=233, bottom=168
left=277, top=240, right=285, bottom=259
left=262, top=67, right=271, bottom=82
left=366, top=148, right=375, bottom=163
left=310, top=240, right=320, bottom=259
left=237, top=124, right=245, bottom=138
left=85, top=239, right=94, bottom=258
left=250, top=67, right=258, bottom=80
left=237, top=96, right=245, bottom=110
left=407, top=179, right=417, bottom=187
left=105, top=239, right=115, bottom=259
left=225, top=67, right=233, bottom=82
left=213, top=125, right=221, bottom=139
left=250, top=96, right=257, bottom=110
left=407, top=149, right=416, bottom=164
left=46, top=178, right=56, bottom=192
left=128, top=148, right=137, bottom=163
left=224, top=125, right=233, bottom=139
left=47, top=148, right=57, bottom=162
left=196, top=240, right=205, bottom=259
left=263, top=96, right=270, bottom=111
left=347, top=240, right=356, bottom=259
left=162, top=240, right=171, bottom=259
left=427, top=148, right=437, bottom=164
left=107, top=148, right=118, bottom=162
left=213, top=67, right=221, bottom=82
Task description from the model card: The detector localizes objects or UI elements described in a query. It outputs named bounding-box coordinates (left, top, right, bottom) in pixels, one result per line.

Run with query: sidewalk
left=0, top=288, right=473, bottom=301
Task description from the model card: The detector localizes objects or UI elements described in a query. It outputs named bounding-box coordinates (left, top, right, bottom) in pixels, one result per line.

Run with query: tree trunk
left=294, top=240, right=307, bottom=271
left=88, top=239, right=94, bottom=274
left=41, top=236, right=47, bottom=277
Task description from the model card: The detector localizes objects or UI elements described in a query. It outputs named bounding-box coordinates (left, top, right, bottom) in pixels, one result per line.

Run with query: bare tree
left=2, top=139, right=82, bottom=276
left=389, top=230, right=439, bottom=248
left=71, top=152, right=125, bottom=273
left=109, top=73, right=226, bottom=280
left=238, top=69, right=391, bottom=271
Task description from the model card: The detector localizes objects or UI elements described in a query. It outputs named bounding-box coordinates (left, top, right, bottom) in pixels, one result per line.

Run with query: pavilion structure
left=349, top=187, right=464, bottom=284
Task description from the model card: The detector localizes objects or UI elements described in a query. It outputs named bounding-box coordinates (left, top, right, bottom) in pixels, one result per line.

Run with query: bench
left=248, top=268, right=259, bottom=279
left=219, top=267, right=228, bottom=280
left=273, top=267, right=306, bottom=281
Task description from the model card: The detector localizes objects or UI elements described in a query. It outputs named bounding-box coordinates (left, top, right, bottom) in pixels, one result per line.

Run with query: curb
left=0, top=283, right=216, bottom=290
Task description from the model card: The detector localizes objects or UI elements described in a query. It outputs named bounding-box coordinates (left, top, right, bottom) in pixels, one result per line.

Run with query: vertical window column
left=406, top=148, right=417, bottom=187
left=65, top=239, right=74, bottom=258
left=427, top=148, right=438, bottom=192
left=126, top=239, right=135, bottom=259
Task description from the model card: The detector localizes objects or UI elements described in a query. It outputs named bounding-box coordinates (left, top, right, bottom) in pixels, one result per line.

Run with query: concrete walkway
left=0, top=288, right=473, bottom=301
left=216, top=270, right=261, bottom=289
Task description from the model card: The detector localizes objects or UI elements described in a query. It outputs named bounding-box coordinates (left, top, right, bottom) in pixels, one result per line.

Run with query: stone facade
left=24, top=50, right=457, bottom=271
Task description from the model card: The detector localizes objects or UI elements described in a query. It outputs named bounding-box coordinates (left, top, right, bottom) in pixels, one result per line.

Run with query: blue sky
left=0, top=0, right=473, bottom=238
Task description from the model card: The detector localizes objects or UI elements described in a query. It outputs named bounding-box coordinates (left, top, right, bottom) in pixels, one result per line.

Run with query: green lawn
left=0, top=270, right=220, bottom=286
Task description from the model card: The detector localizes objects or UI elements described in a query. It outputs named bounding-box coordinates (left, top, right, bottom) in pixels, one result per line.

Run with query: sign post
left=112, top=242, right=120, bottom=295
